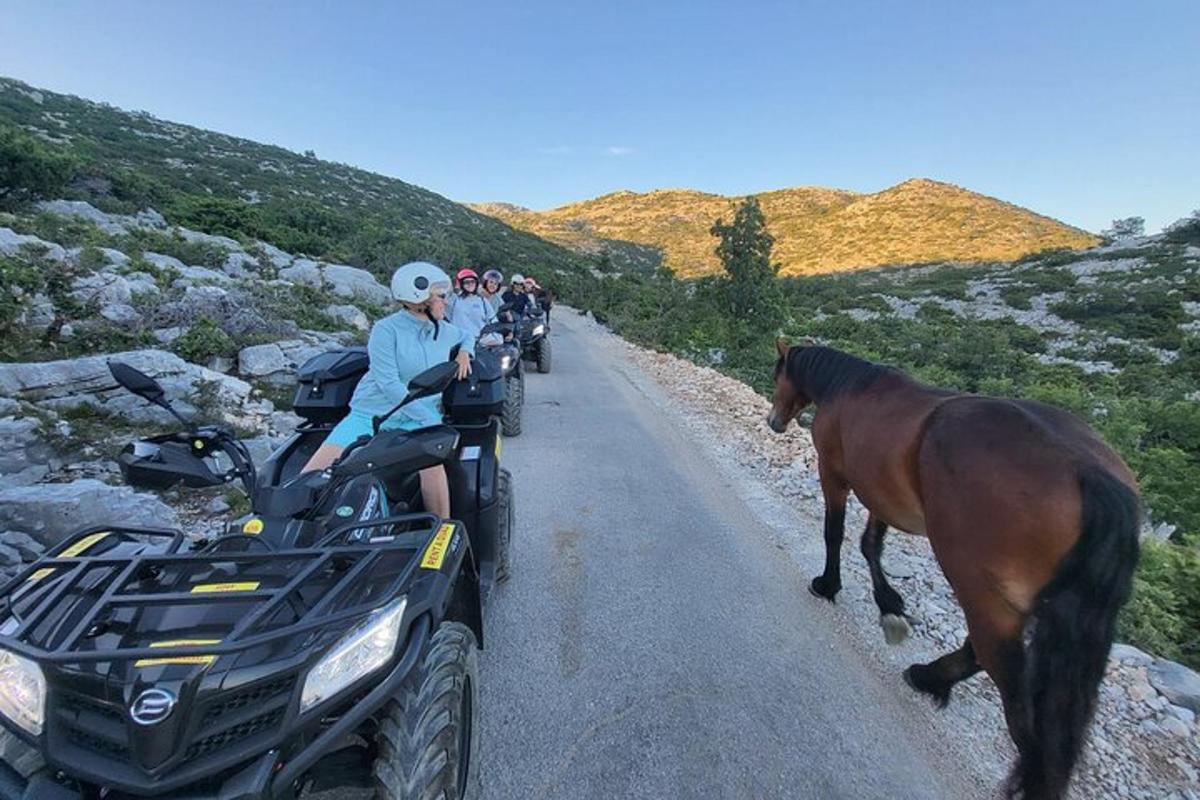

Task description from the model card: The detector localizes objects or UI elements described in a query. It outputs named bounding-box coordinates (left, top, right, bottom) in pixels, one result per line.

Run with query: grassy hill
left=0, top=76, right=592, bottom=281
left=473, top=179, right=1101, bottom=277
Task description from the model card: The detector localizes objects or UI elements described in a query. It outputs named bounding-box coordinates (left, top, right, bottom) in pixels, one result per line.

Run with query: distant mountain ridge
left=472, top=179, right=1100, bottom=277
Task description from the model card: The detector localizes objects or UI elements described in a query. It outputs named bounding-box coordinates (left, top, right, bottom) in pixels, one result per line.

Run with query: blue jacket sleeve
left=457, top=322, right=476, bottom=357
left=366, top=320, right=410, bottom=406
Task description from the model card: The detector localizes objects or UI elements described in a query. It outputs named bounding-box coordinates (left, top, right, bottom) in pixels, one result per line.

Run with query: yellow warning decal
left=420, top=524, right=456, bottom=570
left=135, top=639, right=221, bottom=668
left=60, top=532, right=109, bottom=558
left=495, top=436, right=502, bottom=459
left=26, top=567, right=55, bottom=584
left=190, top=581, right=260, bottom=594
left=242, top=518, right=264, bottom=535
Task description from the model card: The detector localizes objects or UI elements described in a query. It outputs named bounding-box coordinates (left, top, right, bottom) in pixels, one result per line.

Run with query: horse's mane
left=785, top=346, right=893, bottom=402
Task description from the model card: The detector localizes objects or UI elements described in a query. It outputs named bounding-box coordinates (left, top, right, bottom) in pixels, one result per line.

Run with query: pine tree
left=710, top=196, right=781, bottom=319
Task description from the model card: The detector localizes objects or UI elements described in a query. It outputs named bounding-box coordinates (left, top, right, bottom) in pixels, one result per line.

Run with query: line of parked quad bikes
left=0, top=293, right=554, bottom=798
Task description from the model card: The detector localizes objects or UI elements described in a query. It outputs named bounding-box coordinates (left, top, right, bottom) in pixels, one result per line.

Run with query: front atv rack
left=0, top=515, right=457, bottom=665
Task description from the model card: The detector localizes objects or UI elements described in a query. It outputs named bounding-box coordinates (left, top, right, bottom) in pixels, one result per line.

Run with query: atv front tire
left=373, top=622, right=480, bottom=800
left=536, top=338, right=552, bottom=374
left=495, top=468, right=513, bottom=583
left=501, top=375, right=522, bottom=437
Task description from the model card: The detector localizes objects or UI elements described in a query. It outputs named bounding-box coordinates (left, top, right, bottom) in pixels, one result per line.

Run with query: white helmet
left=391, top=261, right=451, bottom=304
left=511, top=273, right=525, bottom=284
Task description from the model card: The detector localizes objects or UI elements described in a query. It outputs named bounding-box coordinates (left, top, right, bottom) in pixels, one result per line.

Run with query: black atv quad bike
left=0, top=357, right=511, bottom=800
left=476, top=319, right=523, bottom=437
left=516, top=309, right=551, bottom=375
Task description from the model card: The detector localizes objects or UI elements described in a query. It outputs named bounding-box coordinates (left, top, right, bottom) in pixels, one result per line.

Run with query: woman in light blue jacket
left=446, top=268, right=496, bottom=342
left=303, top=261, right=473, bottom=517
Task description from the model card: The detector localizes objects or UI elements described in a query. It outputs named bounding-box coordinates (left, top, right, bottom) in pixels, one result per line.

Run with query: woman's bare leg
left=302, top=444, right=344, bottom=473
left=419, top=465, right=451, bottom=518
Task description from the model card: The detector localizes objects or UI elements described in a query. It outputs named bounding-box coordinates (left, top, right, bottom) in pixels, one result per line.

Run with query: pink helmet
left=456, top=268, right=479, bottom=282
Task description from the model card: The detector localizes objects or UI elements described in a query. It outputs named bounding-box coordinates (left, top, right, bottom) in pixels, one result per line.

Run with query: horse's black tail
left=1010, top=466, right=1140, bottom=799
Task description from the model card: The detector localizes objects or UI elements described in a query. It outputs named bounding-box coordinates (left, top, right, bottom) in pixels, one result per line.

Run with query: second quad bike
left=516, top=309, right=551, bottom=374
left=476, top=320, right=523, bottom=437
left=0, top=354, right=514, bottom=799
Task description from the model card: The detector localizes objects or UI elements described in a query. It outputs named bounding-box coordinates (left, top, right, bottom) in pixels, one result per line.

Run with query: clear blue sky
left=1, top=1, right=1197, bottom=232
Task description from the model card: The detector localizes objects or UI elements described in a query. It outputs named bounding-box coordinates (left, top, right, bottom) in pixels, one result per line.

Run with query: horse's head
left=767, top=338, right=811, bottom=433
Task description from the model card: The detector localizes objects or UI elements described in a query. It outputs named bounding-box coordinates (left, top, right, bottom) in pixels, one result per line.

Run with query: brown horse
left=767, top=341, right=1140, bottom=800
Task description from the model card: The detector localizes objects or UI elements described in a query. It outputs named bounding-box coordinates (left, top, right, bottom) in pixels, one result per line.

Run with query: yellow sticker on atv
left=60, top=532, right=109, bottom=558
left=495, top=436, right=502, bottom=459
left=25, top=568, right=55, bottom=584
left=420, top=524, right=457, bottom=570
left=135, top=639, right=221, bottom=668
left=242, top=518, right=264, bottom=535
left=190, top=581, right=260, bottom=594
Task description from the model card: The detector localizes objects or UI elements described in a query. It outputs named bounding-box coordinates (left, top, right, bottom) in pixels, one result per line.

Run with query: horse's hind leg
left=860, top=514, right=910, bottom=644
left=903, top=640, right=980, bottom=708
left=809, top=482, right=849, bottom=601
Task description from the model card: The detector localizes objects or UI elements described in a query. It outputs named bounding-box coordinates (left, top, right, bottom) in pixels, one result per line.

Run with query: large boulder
left=34, top=200, right=127, bottom=235
left=0, top=228, right=68, bottom=262
left=142, top=252, right=187, bottom=273
left=256, top=241, right=294, bottom=270
left=325, top=304, right=369, bottom=332
left=322, top=264, right=390, bottom=305
left=223, top=252, right=260, bottom=278
left=71, top=272, right=133, bottom=306
left=0, top=417, right=57, bottom=487
left=278, top=258, right=323, bottom=287
left=0, top=479, right=179, bottom=548
left=1149, top=659, right=1200, bottom=713
left=176, top=227, right=242, bottom=252
left=238, top=334, right=348, bottom=385
left=172, top=265, right=233, bottom=288
left=0, top=349, right=271, bottom=428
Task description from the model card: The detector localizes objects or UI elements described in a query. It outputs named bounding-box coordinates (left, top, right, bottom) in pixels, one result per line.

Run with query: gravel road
left=475, top=309, right=989, bottom=799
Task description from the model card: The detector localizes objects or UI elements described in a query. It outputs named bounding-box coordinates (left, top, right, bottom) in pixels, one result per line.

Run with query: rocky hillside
left=472, top=179, right=1101, bottom=277
left=0, top=76, right=595, bottom=280
left=0, top=197, right=402, bottom=574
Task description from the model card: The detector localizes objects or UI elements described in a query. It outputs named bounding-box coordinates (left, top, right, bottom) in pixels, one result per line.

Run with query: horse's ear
left=775, top=338, right=790, bottom=358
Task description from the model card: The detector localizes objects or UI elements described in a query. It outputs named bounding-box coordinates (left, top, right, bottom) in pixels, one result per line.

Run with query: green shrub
left=1118, top=539, right=1200, bottom=668
left=173, top=317, right=236, bottom=364
left=0, top=124, right=77, bottom=207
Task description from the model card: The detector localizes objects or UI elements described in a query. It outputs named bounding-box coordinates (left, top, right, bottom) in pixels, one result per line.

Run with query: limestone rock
left=325, top=303, right=369, bottom=331
left=0, top=227, right=68, bottom=262
left=0, top=479, right=179, bottom=548
left=1149, top=659, right=1200, bottom=713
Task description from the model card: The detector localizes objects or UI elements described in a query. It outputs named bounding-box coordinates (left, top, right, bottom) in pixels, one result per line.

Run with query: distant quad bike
left=477, top=319, right=523, bottom=437
left=517, top=309, right=551, bottom=374
left=0, top=351, right=514, bottom=799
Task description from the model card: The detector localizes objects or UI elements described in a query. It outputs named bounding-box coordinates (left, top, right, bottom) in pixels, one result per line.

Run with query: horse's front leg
left=809, top=480, right=849, bottom=601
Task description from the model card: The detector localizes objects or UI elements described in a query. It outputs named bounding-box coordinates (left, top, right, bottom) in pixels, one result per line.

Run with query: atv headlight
left=532, top=324, right=545, bottom=336
left=0, top=649, right=46, bottom=736
left=300, top=596, right=407, bottom=712
left=499, top=354, right=513, bottom=371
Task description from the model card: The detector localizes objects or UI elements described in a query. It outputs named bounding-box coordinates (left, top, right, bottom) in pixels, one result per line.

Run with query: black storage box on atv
left=443, top=348, right=506, bottom=423
left=292, top=347, right=369, bottom=424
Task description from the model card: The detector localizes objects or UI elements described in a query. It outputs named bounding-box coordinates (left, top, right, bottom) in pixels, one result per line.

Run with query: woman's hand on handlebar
left=455, top=350, right=472, bottom=380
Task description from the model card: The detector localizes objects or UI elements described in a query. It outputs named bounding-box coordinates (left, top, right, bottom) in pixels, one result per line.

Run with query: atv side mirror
left=406, top=361, right=459, bottom=399
left=109, top=362, right=167, bottom=405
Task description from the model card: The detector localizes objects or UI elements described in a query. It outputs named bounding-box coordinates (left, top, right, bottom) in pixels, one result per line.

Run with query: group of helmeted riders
left=303, top=262, right=551, bottom=519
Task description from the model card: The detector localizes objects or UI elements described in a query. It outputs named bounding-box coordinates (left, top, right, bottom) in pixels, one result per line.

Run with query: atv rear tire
left=536, top=338, right=552, bottom=374
left=0, top=728, right=44, bottom=780
left=495, top=468, right=513, bottom=583
left=373, top=622, right=480, bottom=800
left=501, top=375, right=522, bottom=437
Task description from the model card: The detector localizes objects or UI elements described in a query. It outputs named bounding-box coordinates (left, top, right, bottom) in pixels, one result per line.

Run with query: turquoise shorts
left=325, top=409, right=423, bottom=448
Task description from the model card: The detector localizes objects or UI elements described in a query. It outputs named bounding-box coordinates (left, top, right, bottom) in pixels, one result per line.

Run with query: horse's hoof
left=880, top=614, right=911, bottom=645
left=808, top=576, right=839, bottom=602
left=903, top=665, right=951, bottom=709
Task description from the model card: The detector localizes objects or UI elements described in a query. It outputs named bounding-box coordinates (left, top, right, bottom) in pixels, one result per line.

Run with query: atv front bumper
left=0, top=617, right=430, bottom=800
